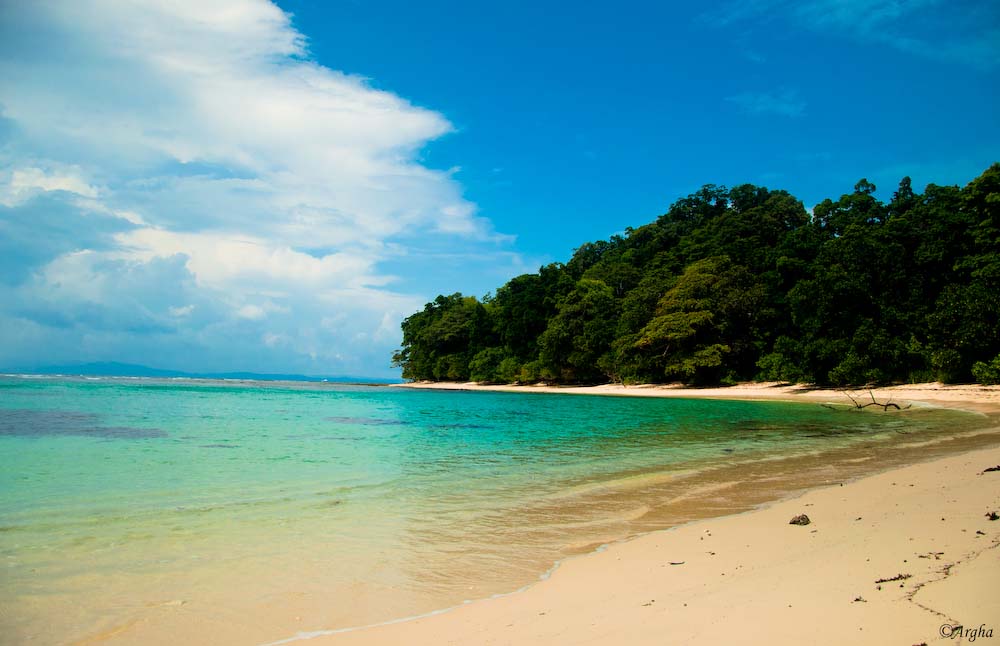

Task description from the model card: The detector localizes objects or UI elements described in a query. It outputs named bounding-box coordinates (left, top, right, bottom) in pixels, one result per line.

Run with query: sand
left=272, top=382, right=1000, bottom=646
left=397, top=380, right=1000, bottom=415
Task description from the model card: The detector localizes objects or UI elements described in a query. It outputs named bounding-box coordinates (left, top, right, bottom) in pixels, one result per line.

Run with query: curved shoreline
left=285, top=382, right=1000, bottom=646
left=394, top=380, right=1000, bottom=414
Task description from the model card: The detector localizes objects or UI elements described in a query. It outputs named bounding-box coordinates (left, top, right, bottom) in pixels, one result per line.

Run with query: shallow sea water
left=0, top=376, right=994, bottom=645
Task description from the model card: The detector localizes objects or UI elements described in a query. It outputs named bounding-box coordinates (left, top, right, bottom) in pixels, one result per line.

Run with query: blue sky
left=1, top=0, right=998, bottom=377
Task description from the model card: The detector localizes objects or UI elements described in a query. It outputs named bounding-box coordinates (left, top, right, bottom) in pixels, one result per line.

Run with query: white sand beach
left=295, top=382, right=1000, bottom=646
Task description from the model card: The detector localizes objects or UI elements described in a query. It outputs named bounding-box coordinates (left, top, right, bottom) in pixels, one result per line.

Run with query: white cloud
left=112, top=227, right=388, bottom=291
left=0, top=1, right=488, bottom=240
left=263, top=332, right=288, bottom=348
left=0, top=0, right=519, bottom=376
left=237, top=304, right=267, bottom=320
left=0, top=166, right=99, bottom=207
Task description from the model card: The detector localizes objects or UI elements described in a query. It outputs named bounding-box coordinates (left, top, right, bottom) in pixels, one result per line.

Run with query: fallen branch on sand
left=841, top=389, right=913, bottom=411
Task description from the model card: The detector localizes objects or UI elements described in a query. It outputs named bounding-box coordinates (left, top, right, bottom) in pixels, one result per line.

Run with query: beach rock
left=984, top=465, right=1000, bottom=473
left=789, top=514, right=811, bottom=526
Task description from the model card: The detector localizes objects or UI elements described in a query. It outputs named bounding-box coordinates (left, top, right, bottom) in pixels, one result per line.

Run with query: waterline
left=1, top=375, right=995, bottom=645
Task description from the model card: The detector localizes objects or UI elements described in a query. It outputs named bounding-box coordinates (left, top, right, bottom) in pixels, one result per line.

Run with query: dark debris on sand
left=874, top=573, right=911, bottom=584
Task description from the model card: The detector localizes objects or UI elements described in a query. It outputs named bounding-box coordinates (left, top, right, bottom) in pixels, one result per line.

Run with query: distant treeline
left=393, top=164, right=1000, bottom=386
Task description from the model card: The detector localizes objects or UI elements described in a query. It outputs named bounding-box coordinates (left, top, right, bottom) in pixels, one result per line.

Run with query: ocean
left=0, top=375, right=992, bottom=645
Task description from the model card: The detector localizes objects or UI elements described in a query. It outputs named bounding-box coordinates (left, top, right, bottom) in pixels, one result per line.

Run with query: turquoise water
left=0, top=376, right=990, bottom=645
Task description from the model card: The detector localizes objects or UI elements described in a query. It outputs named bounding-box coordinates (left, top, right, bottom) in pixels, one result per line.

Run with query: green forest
left=392, top=164, right=1000, bottom=387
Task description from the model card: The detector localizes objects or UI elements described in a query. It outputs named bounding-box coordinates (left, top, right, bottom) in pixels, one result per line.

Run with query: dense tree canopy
left=393, top=164, right=1000, bottom=386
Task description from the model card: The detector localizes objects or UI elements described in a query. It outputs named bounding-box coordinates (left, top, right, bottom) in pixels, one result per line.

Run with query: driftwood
left=841, top=389, right=912, bottom=411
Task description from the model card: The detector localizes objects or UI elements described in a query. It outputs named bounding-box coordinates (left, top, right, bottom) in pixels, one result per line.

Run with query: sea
left=0, top=375, right=995, bottom=645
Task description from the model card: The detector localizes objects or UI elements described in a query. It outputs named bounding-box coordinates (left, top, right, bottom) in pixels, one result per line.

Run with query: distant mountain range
left=4, top=361, right=402, bottom=384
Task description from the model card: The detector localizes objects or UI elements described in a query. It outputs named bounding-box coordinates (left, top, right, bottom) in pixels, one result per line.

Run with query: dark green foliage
left=394, top=165, right=1000, bottom=386
left=391, top=293, right=495, bottom=381
left=538, top=279, right=618, bottom=382
left=973, top=355, right=1000, bottom=385
left=632, top=256, right=763, bottom=384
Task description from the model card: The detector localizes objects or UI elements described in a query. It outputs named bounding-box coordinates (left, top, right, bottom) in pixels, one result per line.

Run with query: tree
left=393, top=165, right=1000, bottom=387
left=393, top=293, right=493, bottom=381
left=634, top=256, right=762, bottom=384
left=538, top=279, right=618, bottom=382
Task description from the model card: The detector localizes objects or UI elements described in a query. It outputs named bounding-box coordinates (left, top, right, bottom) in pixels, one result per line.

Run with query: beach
left=397, top=380, right=1000, bottom=415
left=3, top=379, right=999, bottom=645
left=286, top=382, right=1000, bottom=646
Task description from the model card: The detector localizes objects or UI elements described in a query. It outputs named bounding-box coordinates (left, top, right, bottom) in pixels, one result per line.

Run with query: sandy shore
left=396, top=380, right=1000, bottom=415
left=272, top=382, right=1000, bottom=646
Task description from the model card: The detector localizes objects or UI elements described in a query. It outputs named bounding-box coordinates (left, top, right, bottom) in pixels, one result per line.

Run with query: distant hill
left=7, top=361, right=402, bottom=384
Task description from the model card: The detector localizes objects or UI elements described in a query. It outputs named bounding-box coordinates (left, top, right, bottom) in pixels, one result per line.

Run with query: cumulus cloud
left=0, top=0, right=521, bottom=376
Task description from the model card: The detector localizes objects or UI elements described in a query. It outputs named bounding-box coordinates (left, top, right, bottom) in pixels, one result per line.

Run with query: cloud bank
left=0, top=0, right=513, bottom=377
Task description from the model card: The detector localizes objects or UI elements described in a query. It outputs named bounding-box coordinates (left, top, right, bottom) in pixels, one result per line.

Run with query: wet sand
left=284, top=382, right=1000, bottom=646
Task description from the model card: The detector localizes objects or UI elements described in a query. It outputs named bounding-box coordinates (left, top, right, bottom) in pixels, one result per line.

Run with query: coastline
left=12, top=378, right=997, bottom=645
left=393, top=380, right=1000, bottom=415
left=287, top=382, right=1000, bottom=646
